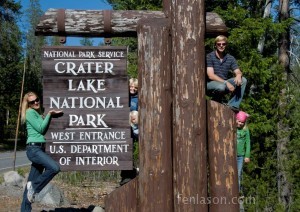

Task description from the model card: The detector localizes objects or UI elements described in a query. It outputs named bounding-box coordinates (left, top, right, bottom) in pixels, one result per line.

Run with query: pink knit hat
left=236, top=111, right=249, bottom=122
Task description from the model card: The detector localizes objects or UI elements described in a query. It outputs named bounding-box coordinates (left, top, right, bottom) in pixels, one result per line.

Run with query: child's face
left=129, top=83, right=138, bottom=94
left=131, top=115, right=138, bottom=124
left=236, top=119, right=245, bottom=128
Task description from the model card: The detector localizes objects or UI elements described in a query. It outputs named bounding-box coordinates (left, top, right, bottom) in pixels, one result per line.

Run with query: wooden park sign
left=37, top=2, right=240, bottom=211
left=42, top=46, right=132, bottom=171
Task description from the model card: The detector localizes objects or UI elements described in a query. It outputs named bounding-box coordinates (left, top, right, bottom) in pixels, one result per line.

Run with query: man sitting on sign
left=206, top=35, right=247, bottom=112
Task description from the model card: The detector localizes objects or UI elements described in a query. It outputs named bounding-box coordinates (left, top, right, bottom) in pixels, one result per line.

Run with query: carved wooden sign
left=42, top=46, right=132, bottom=171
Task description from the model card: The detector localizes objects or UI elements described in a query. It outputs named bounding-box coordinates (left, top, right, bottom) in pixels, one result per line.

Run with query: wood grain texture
left=207, top=100, right=239, bottom=212
left=35, top=9, right=227, bottom=37
left=137, top=17, right=173, bottom=212
left=169, top=0, right=208, bottom=211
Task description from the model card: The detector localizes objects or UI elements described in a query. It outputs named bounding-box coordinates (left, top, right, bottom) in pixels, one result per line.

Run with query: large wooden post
left=167, top=0, right=208, bottom=211
left=207, top=101, right=239, bottom=212
left=137, top=18, right=173, bottom=212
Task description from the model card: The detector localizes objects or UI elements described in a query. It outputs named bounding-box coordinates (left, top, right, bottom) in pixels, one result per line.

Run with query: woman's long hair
left=21, top=91, right=38, bottom=124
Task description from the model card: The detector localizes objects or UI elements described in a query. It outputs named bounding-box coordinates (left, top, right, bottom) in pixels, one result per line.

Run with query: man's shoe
left=27, top=181, right=35, bottom=203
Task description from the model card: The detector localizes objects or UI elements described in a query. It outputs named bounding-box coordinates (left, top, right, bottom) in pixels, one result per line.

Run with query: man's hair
left=215, top=35, right=228, bottom=45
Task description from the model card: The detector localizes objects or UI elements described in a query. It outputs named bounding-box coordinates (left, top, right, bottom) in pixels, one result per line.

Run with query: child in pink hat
left=236, top=111, right=251, bottom=195
left=236, top=111, right=249, bottom=123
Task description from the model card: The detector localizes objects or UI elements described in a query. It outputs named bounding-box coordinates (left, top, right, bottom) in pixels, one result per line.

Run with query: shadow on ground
left=41, top=205, right=101, bottom=212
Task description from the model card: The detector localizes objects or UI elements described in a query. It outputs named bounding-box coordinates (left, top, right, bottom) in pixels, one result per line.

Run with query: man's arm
left=207, top=67, right=235, bottom=92
left=233, top=68, right=243, bottom=86
left=207, top=67, right=225, bottom=82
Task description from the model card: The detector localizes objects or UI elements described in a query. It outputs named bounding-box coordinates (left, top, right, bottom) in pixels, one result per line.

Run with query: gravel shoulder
left=0, top=179, right=118, bottom=211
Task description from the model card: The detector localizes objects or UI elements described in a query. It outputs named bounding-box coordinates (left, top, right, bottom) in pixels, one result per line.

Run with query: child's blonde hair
left=129, top=110, right=138, bottom=125
left=129, top=78, right=138, bottom=89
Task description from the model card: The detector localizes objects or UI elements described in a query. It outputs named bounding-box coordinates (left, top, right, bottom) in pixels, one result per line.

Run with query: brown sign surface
left=42, top=46, right=131, bottom=171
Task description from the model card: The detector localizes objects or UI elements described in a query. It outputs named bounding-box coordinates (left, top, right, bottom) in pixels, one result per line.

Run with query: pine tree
left=0, top=0, right=23, bottom=141
left=23, top=0, right=46, bottom=97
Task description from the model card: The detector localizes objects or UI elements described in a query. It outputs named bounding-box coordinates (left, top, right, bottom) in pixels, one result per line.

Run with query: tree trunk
left=277, top=0, right=292, bottom=209
left=257, top=0, right=272, bottom=53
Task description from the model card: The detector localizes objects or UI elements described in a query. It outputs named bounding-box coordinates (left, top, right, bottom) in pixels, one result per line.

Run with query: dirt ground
left=0, top=179, right=119, bottom=212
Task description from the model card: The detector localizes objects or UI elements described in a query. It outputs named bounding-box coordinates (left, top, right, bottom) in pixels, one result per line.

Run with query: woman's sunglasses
left=28, top=97, right=40, bottom=105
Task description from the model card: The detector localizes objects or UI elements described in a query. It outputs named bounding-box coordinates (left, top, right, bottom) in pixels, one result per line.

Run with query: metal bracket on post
left=103, top=10, right=112, bottom=45
left=57, top=9, right=66, bottom=44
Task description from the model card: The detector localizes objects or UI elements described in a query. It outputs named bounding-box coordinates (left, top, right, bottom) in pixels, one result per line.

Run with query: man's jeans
left=207, top=77, right=247, bottom=109
left=237, top=156, right=244, bottom=192
left=21, top=145, right=60, bottom=212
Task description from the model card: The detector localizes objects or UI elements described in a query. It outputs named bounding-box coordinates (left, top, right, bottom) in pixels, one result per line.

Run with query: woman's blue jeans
left=237, top=156, right=244, bottom=192
left=21, top=145, right=60, bottom=212
left=207, top=77, right=247, bottom=109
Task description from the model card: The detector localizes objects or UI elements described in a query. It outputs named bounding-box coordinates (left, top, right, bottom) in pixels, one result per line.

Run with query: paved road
left=0, top=151, right=31, bottom=173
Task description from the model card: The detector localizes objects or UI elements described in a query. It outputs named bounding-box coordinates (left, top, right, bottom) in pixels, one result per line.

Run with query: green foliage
left=107, top=0, right=162, bottom=10
left=106, top=0, right=163, bottom=78
left=17, top=166, right=30, bottom=177
left=206, top=1, right=298, bottom=210
left=47, top=36, right=64, bottom=46
left=0, top=1, right=23, bottom=141
left=286, top=65, right=300, bottom=210
left=0, top=0, right=21, bottom=22
left=110, top=37, right=138, bottom=78
left=23, top=0, right=46, bottom=98
left=133, top=140, right=139, bottom=167
left=0, top=175, right=3, bottom=185
left=80, top=38, right=94, bottom=46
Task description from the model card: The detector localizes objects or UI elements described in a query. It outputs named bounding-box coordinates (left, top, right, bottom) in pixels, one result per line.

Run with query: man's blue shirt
left=206, top=51, right=239, bottom=80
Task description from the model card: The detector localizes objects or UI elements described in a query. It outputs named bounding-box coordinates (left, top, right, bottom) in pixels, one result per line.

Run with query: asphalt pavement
left=0, top=151, right=31, bottom=173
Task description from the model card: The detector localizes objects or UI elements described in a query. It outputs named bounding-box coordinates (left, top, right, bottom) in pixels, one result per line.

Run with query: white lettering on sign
left=43, top=51, right=76, bottom=58
left=97, top=51, right=124, bottom=58
left=59, top=157, right=71, bottom=165
left=49, top=97, right=124, bottom=109
left=49, top=145, right=65, bottom=154
left=75, top=156, right=119, bottom=166
left=54, top=62, right=115, bottom=75
left=79, top=131, right=126, bottom=141
left=43, top=47, right=129, bottom=171
left=78, top=51, right=96, bottom=58
left=69, top=114, right=108, bottom=128
left=68, top=79, right=106, bottom=93
left=50, top=132, right=75, bottom=140
left=70, top=144, right=129, bottom=154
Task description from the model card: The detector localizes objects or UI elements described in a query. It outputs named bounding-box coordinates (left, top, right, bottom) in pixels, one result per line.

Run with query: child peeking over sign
left=129, top=110, right=139, bottom=139
left=129, top=78, right=138, bottom=111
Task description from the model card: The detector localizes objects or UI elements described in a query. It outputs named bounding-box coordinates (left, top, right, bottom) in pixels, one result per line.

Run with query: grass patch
left=55, top=170, right=120, bottom=186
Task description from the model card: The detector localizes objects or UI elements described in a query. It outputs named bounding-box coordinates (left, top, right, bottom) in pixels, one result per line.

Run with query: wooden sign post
left=36, top=1, right=239, bottom=211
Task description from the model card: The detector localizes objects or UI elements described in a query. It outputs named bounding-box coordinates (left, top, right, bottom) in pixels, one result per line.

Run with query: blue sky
left=20, top=0, right=112, bottom=46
